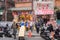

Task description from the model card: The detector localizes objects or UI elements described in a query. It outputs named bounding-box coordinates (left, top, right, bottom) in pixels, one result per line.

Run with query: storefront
left=8, top=0, right=33, bottom=22
left=33, top=0, right=54, bottom=22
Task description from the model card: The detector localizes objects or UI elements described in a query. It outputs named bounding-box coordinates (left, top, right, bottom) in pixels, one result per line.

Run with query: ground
left=0, top=30, right=44, bottom=40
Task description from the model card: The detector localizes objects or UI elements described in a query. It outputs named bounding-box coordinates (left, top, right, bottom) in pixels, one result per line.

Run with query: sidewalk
left=25, top=30, right=40, bottom=37
left=24, top=30, right=44, bottom=40
left=0, top=31, right=44, bottom=40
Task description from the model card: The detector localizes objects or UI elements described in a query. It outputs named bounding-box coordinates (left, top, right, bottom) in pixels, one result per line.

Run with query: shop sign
left=33, top=0, right=54, bottom=15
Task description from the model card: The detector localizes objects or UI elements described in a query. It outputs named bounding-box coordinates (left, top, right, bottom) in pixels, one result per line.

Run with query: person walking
left=12, top=22, right=17, bottom=39
left=25, top=20, right=29, bottom=31
left=29, top=20, right=33, bottom=31
left=18, top=18, right=25, bottom=40
left=46, top=18, right=57, bottom=40
left=35, top=20, right=40, bottom=34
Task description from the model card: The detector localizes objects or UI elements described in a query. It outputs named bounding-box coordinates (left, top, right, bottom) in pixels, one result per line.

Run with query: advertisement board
left=33, top=0, right=54, bottom=15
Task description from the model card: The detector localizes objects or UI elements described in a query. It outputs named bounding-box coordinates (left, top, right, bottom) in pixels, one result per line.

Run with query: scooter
left=3, top=27, right=12, bottom=37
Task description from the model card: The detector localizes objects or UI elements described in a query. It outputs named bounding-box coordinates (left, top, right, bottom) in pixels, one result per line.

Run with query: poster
left=33, top=0, right=54, bottom=15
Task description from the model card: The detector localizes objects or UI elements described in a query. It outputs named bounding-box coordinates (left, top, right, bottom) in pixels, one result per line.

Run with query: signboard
left=14, top=2, right=32, bottom=10
left=33, top=0, right=54, bottom=15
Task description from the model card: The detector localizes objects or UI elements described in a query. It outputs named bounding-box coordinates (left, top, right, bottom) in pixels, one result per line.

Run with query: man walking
left=35, top=20, right=40, bottom=34
left=12, top=22, right=17, bottom=39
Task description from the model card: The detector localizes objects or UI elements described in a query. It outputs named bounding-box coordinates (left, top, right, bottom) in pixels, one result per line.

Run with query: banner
left=33, top=0, right=54, bottom=15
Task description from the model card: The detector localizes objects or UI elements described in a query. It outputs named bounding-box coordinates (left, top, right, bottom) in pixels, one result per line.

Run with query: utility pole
left=5, top=0, right=7, bottom=21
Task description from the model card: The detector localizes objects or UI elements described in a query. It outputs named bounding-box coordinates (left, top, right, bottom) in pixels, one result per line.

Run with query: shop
left=8, top=0, right=33, bottom=22
left=33, top=0, right=54, bottom=23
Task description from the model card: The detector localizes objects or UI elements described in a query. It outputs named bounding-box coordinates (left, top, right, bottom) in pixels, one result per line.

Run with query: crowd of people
left=40, top=18, right=59, bottom=40
left=11, top=14, right=59, bottom=40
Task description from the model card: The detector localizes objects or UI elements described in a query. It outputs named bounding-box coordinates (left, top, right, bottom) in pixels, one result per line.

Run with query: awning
left=8, top=7, right=32, bottom=11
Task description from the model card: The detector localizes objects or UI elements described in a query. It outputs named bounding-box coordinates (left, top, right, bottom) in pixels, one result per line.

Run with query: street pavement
left=0, top=31, right=44, bottom=40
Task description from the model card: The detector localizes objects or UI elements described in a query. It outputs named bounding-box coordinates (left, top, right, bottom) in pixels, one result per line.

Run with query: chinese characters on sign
left=33, top=0, right=54, bottom=15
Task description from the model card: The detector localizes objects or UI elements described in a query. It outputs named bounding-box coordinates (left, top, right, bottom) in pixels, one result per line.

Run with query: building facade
left=0, top=0, right=15, bottom=21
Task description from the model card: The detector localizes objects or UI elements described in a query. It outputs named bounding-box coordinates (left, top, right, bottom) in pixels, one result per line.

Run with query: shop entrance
left=56, top=10, right=60, bottom=24
left=37, top=15, right=50, bottom=24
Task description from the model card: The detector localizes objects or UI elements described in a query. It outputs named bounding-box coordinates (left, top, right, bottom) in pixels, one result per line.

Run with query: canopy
left=8, top=7, right=32, bottom=11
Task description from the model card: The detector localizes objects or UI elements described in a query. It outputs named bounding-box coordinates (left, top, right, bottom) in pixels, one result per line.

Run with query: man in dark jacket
left=35, top=21, right=40, bottom=34
left=12, top=22, right=17, bottom=39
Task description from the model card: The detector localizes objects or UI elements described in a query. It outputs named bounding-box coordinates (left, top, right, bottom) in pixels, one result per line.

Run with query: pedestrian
left=29, top=20, right=33, bottom=31
left=39, top=17, right=44, bottom=27
left=35, top=20, right=40, bottom=34
left=12, top=22, right=17, bottom=39
left=46, top=18, right=57, bottom=40
left=18, top=18, right=25, bottom=40
left=25, top=20, right=29, bottom=31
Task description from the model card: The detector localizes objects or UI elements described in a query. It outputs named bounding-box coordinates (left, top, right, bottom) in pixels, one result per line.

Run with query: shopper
left=12, top=22, right=17, bottom=39
left=25, top=20, right=29, bottom=31
left=18, top=18, right=25, bottom=40
left=29, top=20, right=33, bottom=31
left=35, top=20, right=40, bottom=34
left=46, top=18, right=57, bottom=40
